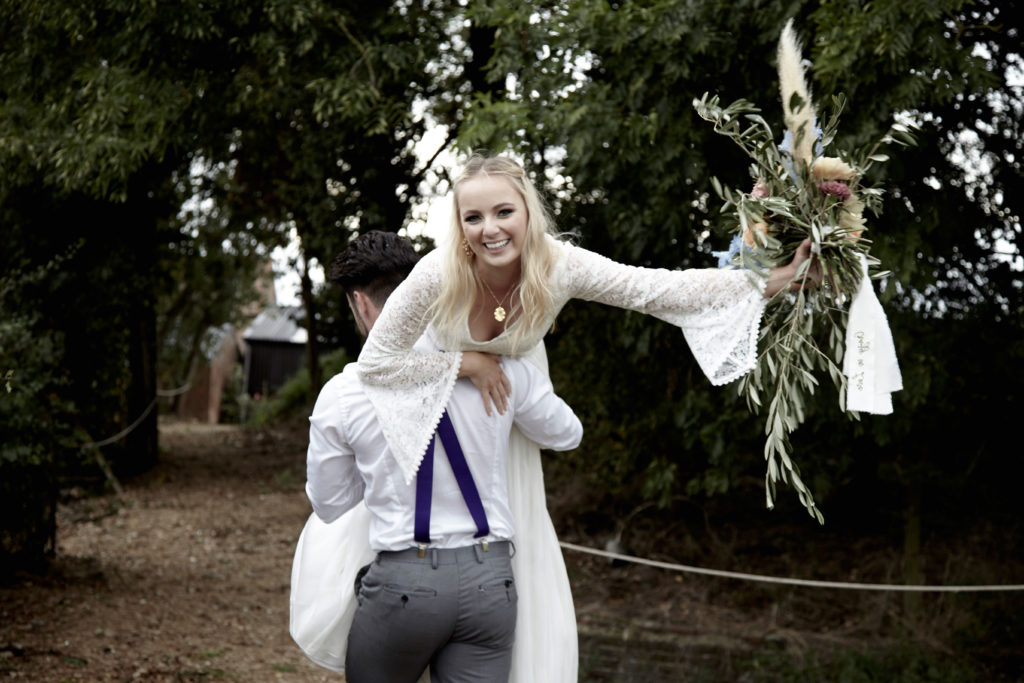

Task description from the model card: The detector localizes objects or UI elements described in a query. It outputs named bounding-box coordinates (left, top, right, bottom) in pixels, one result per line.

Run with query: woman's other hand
left=458, top=351, right=511, bottom=415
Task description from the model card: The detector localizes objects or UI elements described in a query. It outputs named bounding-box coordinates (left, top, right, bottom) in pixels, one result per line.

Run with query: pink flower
left=819, top=180, right=851, bottom=201
left=751, top=179, right=770, bottom=198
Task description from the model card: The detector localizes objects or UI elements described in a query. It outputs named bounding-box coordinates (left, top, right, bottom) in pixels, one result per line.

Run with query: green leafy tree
left=457, top=0, right=1022, bottom=530
left=155, top=163, right=273, bottom=401
left=0, top=0, right=465, bottom=567
left=219, top=0, right=462, bottom=392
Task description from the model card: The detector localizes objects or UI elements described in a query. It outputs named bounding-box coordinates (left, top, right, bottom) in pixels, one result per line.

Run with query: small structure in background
left=242, top=305, right=308, bottom=398
left=172, top=260, right=310, bottom=424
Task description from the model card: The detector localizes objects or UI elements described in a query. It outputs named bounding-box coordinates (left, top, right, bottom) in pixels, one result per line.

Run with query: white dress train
left=289, top=504, right=374, bottom=673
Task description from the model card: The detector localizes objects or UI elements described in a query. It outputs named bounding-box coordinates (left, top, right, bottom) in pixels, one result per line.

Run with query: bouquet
left=693, top=20, right=916, bottom=523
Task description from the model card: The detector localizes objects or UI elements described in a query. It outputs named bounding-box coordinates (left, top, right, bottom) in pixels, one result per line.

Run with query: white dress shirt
left=305, top=336, right=582, bottom=552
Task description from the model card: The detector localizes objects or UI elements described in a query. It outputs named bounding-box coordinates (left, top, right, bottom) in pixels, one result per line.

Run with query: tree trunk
left=300, top=253, right=322, bottom=395
left=172, top=310, right=214, bottom=414
left=902, top=473, right=923, bottom=619
left=0, top=457, right=57, bottom=576
left=119, top=172, right=166, bottom=478
left=122, top=254, right=159, bottom=477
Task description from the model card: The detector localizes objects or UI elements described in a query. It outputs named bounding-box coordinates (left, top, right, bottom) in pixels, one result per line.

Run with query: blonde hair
left=427, top=155, right=561, bottom=355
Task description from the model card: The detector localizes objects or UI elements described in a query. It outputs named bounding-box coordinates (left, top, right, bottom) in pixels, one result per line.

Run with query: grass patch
left=741, top=644, right=986, bottom=683
left=246, top=348, right=349, bottom=427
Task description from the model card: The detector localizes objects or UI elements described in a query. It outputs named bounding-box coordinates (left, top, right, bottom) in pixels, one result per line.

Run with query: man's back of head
left=330, top=231, right=420, bottom=335
left=329, top=230, right=420, bottom=309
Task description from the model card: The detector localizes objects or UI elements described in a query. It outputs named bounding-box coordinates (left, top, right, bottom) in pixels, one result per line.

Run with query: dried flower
left=840, top=196, right=866, bottom=240
left=811, top=156, right=856, bottom=182
left=751, top=179, right=770, bottom=198
left=778, top=21, right=817, bottom=168
left=779, top=126, right=824, bottom=181
left=743, top=221, right=769, bottom=247
left=713, top=234, right=744, bottom=268
left=819, top=180, right=852, bottom=201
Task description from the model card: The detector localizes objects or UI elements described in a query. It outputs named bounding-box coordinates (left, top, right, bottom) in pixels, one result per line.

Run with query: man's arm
left=504, top=359, right=583, bottom=451
left=305, top=373, right=366, bottom=523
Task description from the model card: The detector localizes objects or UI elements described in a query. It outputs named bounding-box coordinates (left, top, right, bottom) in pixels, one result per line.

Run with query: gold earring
left=462, top=238, right=472, bottom=256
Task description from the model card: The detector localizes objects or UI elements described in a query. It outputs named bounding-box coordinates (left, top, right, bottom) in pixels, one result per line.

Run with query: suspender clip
left=481, top=541, right=489, bottom=552
left=417, top=543, right=427, bottom=558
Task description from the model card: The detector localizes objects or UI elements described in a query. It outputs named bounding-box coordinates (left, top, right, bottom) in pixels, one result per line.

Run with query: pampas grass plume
left=778, top=19, right=816, bottom=169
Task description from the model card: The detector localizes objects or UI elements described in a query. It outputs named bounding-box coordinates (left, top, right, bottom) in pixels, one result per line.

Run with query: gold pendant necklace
left=480, top=278, right=514, bottom=323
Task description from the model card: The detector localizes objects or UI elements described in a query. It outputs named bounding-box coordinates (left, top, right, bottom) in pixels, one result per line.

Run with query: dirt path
left=2, top=420, right=775, bottom=682
left=1, top=421, right=332, bottom=682
left=5, top=419, right=1009, bottom=681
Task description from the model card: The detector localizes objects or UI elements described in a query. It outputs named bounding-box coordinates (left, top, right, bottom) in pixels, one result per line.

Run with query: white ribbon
left=842, top=255, right=902, bottom=414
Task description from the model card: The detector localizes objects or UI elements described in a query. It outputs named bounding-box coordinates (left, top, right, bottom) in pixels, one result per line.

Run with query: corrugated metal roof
left=242, top=305, right=308, bottom=344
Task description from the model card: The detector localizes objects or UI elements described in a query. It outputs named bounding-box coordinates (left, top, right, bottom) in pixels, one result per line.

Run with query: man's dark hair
left=329, top=230, right=420, bottom=308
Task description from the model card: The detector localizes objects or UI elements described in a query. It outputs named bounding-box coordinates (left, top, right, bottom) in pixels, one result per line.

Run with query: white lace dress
left=290, top=237, right=766, bottom=680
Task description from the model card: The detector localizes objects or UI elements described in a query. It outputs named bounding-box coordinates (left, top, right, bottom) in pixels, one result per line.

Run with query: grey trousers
left=346, top=541, right=517, bottom=683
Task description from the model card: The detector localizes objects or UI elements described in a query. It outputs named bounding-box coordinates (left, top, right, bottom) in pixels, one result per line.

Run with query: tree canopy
left=0, top=0, right=463, bottom=566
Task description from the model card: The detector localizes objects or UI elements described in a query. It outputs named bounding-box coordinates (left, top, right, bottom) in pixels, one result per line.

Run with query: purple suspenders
left=414, top=410, right=490, bottom=553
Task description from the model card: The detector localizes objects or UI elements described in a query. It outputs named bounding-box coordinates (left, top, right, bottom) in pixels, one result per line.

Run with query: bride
left=292, top=154, right=813, bottom=681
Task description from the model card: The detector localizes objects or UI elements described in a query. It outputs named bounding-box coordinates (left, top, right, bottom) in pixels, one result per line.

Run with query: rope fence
left=70, top=385, right=1023, bottom=596
left=77, top=382, right=191, bottom=495
left=157, top=383, right=193, bottom=398
left=559, top=540, right=1024, bottom=593
left=81, top=398, right=158, bottom=450
left=80, top=382, right=190, bottom=451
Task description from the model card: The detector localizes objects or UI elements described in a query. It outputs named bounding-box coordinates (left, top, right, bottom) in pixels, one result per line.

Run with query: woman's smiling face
left=456, top=174, right=527, bottom=276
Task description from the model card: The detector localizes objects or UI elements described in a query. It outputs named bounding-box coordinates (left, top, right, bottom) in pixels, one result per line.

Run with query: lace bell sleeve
left=356, top=250, right=462, bottom=484
left=559, top=241, right=766, bottom=385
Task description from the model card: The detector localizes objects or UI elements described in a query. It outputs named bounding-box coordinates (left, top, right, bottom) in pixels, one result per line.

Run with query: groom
left=304, top=231, right=582, bottom=683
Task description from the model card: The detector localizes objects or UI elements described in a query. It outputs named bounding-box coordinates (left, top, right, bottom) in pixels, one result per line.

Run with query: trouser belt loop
left=473, top=544, right=483, bottom=564
left=430, top=548, right=439, bottom=570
